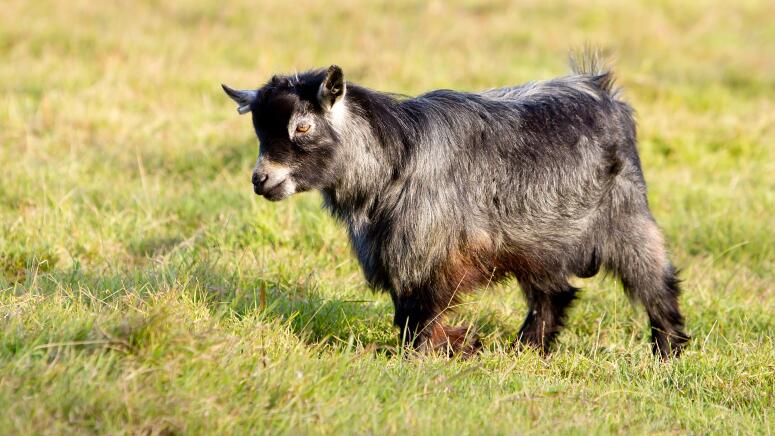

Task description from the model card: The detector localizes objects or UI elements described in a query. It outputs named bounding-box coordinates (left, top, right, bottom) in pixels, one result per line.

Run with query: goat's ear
left=221, top=84, right=257, bottom=115
left=317, top=65, right=345, bottom=110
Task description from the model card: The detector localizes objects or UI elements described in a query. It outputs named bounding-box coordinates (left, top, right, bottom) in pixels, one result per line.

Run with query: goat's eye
left=296, top=123, right=311, bottom=133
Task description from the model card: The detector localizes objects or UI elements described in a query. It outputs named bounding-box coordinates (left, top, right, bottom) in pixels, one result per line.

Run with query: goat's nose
left=252, top=172, right=268, bottom=186
left=252, top=171, right=270, bottom=195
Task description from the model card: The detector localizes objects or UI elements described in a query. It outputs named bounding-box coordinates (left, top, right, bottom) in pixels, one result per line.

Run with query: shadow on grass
left=6, top=255, right=533, bottom=359
left=5, top=258, right=403, bottom=354
left=13, top=255, right=663, bottom=359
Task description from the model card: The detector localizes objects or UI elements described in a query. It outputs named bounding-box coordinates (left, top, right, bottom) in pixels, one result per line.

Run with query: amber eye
left=296, top=123, right=311, bottom=133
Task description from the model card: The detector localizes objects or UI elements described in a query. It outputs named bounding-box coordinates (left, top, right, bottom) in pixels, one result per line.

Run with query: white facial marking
left=279, top=178, right=297, bottom=198
left=259, top=159, right=291, bottom=179
left=256, top=157, right=296, bottom=199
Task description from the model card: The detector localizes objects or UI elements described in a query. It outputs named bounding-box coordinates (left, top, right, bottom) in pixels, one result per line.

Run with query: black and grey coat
left=223, top=54, right=689, bottom=358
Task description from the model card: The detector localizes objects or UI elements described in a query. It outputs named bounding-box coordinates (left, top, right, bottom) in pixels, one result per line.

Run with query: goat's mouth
left=256, top=178, right=294, bottom=201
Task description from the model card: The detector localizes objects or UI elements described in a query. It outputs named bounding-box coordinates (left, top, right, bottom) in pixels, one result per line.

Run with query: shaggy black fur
left=223, top=54, right=689, bottom=359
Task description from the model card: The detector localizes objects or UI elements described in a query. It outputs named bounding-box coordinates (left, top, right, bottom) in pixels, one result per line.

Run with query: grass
left=1, top=0, right=773, bottom=433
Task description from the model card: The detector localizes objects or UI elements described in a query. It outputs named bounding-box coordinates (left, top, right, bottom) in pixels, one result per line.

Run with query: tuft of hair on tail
left=568, top=47, right=621, bottom=99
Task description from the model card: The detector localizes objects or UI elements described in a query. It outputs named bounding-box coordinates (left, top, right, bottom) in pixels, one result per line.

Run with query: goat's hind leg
left=608, top=216, right=690, bottom=358
left=623, top=262, right=689, bottom=358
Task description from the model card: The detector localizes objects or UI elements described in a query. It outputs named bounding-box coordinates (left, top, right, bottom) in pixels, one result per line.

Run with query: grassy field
left=1, top=0, right=774, bottom=433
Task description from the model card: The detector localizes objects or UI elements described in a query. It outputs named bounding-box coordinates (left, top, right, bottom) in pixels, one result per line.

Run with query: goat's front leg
left=391, top=289, right=481, bottom=357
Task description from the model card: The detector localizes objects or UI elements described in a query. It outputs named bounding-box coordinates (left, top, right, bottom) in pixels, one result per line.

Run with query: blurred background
left=2, top=0, right=773, bottom=276
left=0, top=0, right=773, bottom=433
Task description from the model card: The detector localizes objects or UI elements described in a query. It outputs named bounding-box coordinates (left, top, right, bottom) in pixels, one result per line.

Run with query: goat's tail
left=568, top=47, right=621, bottom=99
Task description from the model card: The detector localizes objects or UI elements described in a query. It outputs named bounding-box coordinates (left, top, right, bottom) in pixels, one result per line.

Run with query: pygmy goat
left=222, top=55, right=689, bottom=359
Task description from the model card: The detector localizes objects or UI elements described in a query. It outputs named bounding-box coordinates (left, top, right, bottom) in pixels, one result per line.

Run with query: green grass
left=1, top=0, right=774, bottom=433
